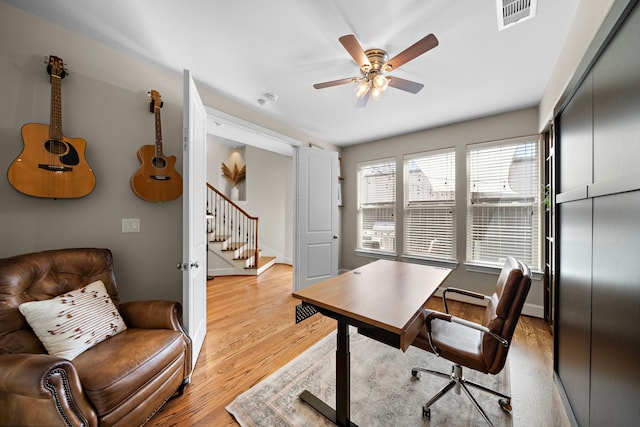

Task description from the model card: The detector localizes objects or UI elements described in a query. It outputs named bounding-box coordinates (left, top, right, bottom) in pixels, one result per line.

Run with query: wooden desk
left=293, top=259, right=452, bottom=426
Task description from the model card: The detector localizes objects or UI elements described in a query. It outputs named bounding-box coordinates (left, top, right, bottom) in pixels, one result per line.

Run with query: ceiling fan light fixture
left=314, top=33, right=438, bottom=107
left=371, top=86, right=383, bottom=98
left=373, top=74, right=389, bottom=92
left=354, top=80, right=370, bottom=98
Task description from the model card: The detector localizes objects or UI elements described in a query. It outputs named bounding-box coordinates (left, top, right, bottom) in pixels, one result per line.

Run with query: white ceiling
left=4, top=0, right=581, bottom=147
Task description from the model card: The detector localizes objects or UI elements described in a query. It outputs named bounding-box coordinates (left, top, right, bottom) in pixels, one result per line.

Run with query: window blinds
left=357, top=159, right=396, bottom=253
left=404, top=148, right=456, bottom=260
left=466, top=138, right=540, bottom=269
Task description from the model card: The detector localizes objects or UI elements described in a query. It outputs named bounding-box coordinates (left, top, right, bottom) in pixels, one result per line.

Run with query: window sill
left=464, top=262, right=543, bottom=280
left=354, top=251, right=459, bottom=270
left=354, top=249, right=397, bottom=261
left=400, top=255, right=459, bottom=270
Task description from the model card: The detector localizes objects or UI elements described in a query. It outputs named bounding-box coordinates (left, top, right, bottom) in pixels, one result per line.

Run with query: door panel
left=294, top=147, right=339, bottom=291
left=182, top=70, right=207, bottom=371
left=558, top=76, right=593, bottom=193
left=557, top=200, right=592, bottom=427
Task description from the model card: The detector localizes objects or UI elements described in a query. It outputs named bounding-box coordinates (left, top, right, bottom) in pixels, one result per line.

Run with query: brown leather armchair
left=0, top=248, right=192, bottom=427
left=410, top=256, right=531, bottom=426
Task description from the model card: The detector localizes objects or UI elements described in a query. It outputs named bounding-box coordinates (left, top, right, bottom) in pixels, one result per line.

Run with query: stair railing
left=206, top=183, right=259, bottom=268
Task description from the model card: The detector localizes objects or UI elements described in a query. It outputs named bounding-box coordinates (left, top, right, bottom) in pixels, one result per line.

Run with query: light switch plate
left=122, top=218, right=140, bottom=233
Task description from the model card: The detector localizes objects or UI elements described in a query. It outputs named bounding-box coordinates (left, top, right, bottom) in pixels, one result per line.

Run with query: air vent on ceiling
left=497, top=0, right=537, bottom=31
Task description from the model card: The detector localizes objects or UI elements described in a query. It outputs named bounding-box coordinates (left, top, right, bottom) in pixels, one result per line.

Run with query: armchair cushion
left=73, top=328, right=185, bottom=416
left=18, top=280, right=127, bottom=360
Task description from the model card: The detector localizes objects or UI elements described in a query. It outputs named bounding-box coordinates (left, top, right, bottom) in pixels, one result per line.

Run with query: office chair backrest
left=481, top=256, right=531, bottom=373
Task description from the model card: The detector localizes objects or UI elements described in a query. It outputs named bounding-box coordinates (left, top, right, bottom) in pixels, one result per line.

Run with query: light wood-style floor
left=149, top=264, right=570, bottom=427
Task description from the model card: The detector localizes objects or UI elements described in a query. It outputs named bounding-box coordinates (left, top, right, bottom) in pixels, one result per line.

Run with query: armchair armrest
left=0, top=353, right=97, bottom=426
left=442, top=287, right=491, bottom=313
left=119, top=300, right=193, bottom=378
left=119, top=300, right=184, bottom=331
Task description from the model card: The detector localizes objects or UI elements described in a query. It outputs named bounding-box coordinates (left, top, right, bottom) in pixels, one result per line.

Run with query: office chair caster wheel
left=499, top=398, right=512, bottom=413
left=422, top=406, right=431, bottom=419
left=412, top=369, right=420, bottom=379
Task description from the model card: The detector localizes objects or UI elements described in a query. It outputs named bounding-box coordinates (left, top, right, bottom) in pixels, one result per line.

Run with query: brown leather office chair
left=410, top=256, right=531, bottom=426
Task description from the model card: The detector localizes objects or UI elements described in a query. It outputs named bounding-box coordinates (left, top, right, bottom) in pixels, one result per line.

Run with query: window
left=357, top=158, right=396, bottom=253
left=467, top=137, right=540, bottom=269
left=404, top=148, right=456, bottom=260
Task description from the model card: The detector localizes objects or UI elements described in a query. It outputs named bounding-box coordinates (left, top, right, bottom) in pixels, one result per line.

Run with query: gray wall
left=340, top=108, right=544, bottom=314
left=0, top=13, right=186, bottom=303
left=0, top=3, right=317, bottom=303
left=244, top=146, right=294, bottom=264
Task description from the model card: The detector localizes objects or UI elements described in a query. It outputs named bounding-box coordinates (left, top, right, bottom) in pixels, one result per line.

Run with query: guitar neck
left=154, top=105, right=164, bottom=157
left=50, top=75, right=63, bottom=140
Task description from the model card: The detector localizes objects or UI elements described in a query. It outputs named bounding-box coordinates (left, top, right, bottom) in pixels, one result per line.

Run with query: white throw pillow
left=19, top=280, right=127, bottom=360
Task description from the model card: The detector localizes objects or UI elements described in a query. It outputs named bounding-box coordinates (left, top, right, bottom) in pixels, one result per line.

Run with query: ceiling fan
left=313, top=33, right=439, bottom=108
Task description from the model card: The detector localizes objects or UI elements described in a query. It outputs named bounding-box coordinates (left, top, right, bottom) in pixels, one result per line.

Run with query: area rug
left=227, top=328, right=512, bottom=426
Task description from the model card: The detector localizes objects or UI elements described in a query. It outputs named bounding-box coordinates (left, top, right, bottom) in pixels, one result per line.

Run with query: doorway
left=204, top=107, right=339, bottom=290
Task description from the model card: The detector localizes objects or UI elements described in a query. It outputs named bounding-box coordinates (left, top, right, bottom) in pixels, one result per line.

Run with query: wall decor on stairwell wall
left=221, top=158, right=246, bottom=201
left=130, top=89, right=183, bottom=202
left=7, top=55, right=96, bottom=199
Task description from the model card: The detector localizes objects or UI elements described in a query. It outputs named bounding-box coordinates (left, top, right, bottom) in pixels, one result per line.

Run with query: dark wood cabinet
left=555, top=3, right=640, bottom=425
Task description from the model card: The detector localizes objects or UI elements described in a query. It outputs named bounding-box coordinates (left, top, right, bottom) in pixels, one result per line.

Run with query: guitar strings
left=50, top=73, right=62, bottom=169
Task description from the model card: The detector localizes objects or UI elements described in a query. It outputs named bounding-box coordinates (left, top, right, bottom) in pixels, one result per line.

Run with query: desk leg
left=299, top=320, right=357, bottom=427
left=336, top=320, right=350, bottom=425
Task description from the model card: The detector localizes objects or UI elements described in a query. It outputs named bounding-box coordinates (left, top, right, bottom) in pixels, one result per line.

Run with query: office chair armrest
left=424, top=310, right=509, bottom=349
left=442, top=287, right=490, bottom=313
left=425, top=310, right=453, bottom=328
left=449, top=316, right=509, bottom=347
left=424, top=310, right=452, bottom=355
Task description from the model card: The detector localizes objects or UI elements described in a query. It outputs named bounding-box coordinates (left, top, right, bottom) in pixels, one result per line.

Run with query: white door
left=293, top=146, right=339, bottom=291
left=182, top=70, right=207, bottom=371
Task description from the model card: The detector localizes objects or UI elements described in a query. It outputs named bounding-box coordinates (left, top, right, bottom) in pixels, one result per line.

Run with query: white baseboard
left=208, top=267, right=235, bottom=277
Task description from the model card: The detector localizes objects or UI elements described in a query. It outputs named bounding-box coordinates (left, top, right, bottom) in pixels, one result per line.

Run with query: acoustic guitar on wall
left=130, top=90, right=183, bottom=202
left=7, top=55, right=96, bottom=198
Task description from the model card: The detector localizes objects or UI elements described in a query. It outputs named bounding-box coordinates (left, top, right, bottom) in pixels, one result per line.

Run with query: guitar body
left=130, top=144, right=183, bottom=202
left=8, top=123, right=96, bottom=198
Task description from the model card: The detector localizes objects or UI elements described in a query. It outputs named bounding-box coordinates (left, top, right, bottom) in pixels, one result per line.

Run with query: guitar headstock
left=149, top=90, right=164, bottom=112
left=46, top=55, right=67, bottom=79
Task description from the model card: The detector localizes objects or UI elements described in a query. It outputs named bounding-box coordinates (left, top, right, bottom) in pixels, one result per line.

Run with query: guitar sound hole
left=44, top=139, right=68, bottom=155
left=152, top=157, right=167, bottom=168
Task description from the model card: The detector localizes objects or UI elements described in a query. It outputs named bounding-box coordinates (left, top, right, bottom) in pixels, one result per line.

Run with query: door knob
left=333, top=235, right=339, bottom=239
left=177, top=262, right=199, bottom=270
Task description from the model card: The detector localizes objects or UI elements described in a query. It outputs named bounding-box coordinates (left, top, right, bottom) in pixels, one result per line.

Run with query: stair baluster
left=206, top=183, right=259, bottom=269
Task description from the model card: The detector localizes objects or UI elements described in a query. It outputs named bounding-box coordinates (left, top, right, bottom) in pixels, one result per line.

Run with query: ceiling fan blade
left=313, top=77, right=356, bottom=89
left=386, top=33, right=439, bottom=70
left=355, top=91, right=370, bottom=108
left=339, top=34, right=371, bottom=68
left=387, top=76, right=424, bottom=94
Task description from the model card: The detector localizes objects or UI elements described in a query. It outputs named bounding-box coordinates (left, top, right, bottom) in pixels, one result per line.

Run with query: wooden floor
left=149, top=264, right=570, bottom=427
